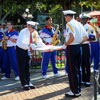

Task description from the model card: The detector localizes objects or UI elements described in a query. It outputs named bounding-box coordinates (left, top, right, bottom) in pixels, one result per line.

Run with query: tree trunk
left=0, top=10, right=11, bottom=23
left=60, top=1, right=72, bottom=10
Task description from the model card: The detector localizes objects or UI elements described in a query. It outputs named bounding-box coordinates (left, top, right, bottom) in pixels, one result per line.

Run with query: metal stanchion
left=94, top=71, right=97, bottom=100
left=98, top=37, right=100, bottom=94
left=98, top=68, right=100, bottom=94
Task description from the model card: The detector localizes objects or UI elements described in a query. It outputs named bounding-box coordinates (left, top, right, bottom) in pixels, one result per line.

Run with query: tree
left=0, top=0, right=100, bottom=24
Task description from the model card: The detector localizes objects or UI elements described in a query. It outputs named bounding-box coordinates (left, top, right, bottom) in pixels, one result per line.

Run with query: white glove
left=30, top=44, right=37, bottom=50
left=62, top=44, right=66, bottom=49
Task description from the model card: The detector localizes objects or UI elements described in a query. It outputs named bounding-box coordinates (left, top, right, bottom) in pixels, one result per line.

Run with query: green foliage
left=80, top=0, right=100, bottom=9
left=0, top=0, right=100, bottom=24
left=49, top=5, right=62, bottom=24
left=0, top=0, right=100, bottom=15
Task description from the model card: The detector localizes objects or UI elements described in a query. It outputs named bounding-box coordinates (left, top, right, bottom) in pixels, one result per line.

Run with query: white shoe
left=24, top=84, right=29, bottom=87
left=65, top=91, right=81, bottom=97
left=86, top=82, right=91, bottom=85
left=42, top=75, right=49, bottom=79
left=15, top=76, right=20, bottom=81
left=54, top=73, right=61, bottom=77
left=1, top=76, right=9, bottom=80
left=65, top=73, right=68, bottom=75
left=94, top=69, right=98, bottom=72
left=29, top=83, right=33, bottom=86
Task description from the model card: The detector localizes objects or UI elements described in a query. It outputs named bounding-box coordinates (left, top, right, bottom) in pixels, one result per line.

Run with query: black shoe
left=29, top=83, right=36, bottom=89
left=81, top=82, right=85, bottom=86
left=85, top=82, right=91, bottom=87
left=29, top=85, right=36, bottom=89
left=23, top=85, right=30, bottom=90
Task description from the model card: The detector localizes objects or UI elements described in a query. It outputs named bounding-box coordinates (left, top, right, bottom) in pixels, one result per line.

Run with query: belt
left=90, top=41, right=99, bottom=43
left=7, top=46, right=14, bottom=48
left=46, top=43, right=52, bottom=45
left=43, top=37, right=51, bottom=39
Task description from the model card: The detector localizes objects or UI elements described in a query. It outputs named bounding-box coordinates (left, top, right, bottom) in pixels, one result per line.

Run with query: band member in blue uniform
left=1, top=21, right=19, bottom=81
left=89, top=19, right=99, bottom=71
left=1, top=23, right=7, bottom=33
left=0, top=30, right=6, bottom=74
left=63, top=10, right=86, bottom=97
left=79, top=13, right=91, bottom=87
left=39, top=16, right=61, bottom=79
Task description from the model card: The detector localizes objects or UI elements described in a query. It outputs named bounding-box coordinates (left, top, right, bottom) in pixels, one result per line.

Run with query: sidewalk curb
left=30, top=67, right=65, bottom=73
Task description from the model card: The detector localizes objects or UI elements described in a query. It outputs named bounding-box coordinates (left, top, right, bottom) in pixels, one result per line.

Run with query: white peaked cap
left=63, top=10, right=76, bottom=16
left=27, top=21, right=39, bottom=26
left=27, top=21, right=39, bottom=29
left=79, top=13, right=90, bottom=19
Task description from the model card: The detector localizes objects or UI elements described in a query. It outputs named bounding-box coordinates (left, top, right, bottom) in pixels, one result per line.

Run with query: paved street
left=0, top=69, right=100, bottom=100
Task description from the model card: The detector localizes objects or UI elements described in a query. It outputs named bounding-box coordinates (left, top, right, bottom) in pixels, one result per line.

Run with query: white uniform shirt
left=84, top=23, right=98, bottom=41
left=16, top=28, right=45, bottom=50
left=39, top=28, right=55, bottom=44
left=81, top=24, right=89, bottom=44
left=0, top=33, right=3, bottom=46
left=7, top=34, right=18, bottom=47
left=39, top=32, right=53, bottom=44
left=64, top=19, right=83, bottom=45
left=84, top=24, right=95, bottom=34
left=5, top=29, right=19, bottom=47
left=98, top=27, right=100, bottom=41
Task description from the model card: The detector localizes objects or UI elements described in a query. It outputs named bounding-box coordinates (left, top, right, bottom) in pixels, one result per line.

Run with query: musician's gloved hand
left=62, top=44, right=66, bottom=49
left=30, top=44, right=37, bottom=50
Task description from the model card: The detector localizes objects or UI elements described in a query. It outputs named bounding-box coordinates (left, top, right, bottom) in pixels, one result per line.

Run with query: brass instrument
left=94, top=25, right=98, bottom=34
left=51, top=27, right=60, bottom=46
left=2, top=33, right=7, bottom=50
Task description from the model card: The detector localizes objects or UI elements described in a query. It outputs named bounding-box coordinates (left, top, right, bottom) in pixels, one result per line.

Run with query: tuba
left=51, top=27, right=60, bottom=46
left=2, top=33, right=7, bottom=50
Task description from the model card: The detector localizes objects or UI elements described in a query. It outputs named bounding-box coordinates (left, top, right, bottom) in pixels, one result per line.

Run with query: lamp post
left=25, top=8, right=29, bottom=21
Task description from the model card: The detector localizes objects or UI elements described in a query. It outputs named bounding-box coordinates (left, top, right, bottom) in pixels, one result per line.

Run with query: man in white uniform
left=63, top=10, right=84, bottom=97
left=16, top=21, right=46, bottom=90
left=79, top=13, right=91, bottom=87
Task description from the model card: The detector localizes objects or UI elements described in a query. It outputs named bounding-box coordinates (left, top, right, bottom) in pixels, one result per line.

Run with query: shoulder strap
left=88, top=26, right=90, bottom=33
left=90, top=25, right=96, bottom=34
left=67, top=23, right=74, bottom=32
left=34, top=31, right=37, bottom=43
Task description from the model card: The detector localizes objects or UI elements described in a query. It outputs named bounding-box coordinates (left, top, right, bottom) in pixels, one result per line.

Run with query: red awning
left=87, top=11, right=100, bottom=16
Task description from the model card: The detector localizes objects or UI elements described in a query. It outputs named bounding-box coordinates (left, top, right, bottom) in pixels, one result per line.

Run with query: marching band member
left=16, top=21, right=46, bottom=90
left=87, top=18, right=99, bottom=71
left=0, top=24, right=6, bottom=74
left=79, top=13, right=91, bottom=87
left=1, top=21, right=19, bottom=81
left=1, top=23, right=7, bottom=33
left=39, top=16, right=61, bottom=79
left=63, top=10, right=85, bottom=97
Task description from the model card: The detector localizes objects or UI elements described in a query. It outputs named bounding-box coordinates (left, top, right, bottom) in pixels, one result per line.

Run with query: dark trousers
left=81, top=44, right=90, bottom=83
left=16, top=46, right=30, bottom=86
left=66, top=44, right=81, bottom=94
